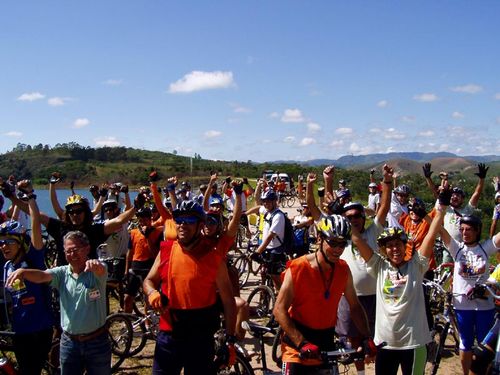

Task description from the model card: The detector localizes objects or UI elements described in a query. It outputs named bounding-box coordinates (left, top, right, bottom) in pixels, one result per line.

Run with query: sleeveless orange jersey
left=158, top=238, right=224, bottom=331
left=282, top=256, right=349, bottom=365
left=129, top=227, right=162, bottom=262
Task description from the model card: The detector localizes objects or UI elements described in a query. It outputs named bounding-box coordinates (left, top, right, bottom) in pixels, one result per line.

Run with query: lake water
left=7, top=189, right=139, bottom=228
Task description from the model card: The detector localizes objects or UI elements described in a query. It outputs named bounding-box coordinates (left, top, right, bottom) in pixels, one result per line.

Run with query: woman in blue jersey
left=1, top=181, right=53, bottom=375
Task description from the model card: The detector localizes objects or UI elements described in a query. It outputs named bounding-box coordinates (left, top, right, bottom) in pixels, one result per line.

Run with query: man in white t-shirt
left=440, top=214, right=500, bottom=375
left=251, top=189, right=286, bottom=289
left=366, top=182, right=380, bottom=217
left=387, top=184, right=411, bottom=229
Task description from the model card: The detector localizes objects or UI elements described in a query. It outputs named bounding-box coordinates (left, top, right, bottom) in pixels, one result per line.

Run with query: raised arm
left=226, top=181, right=242, bottom=237
left=323, top=165, right=335, bottom=196
left=306, top=173, right=321, bottom=221
left=469, top=163, right=489, bottom=208
left=254, top=178, right=266, bottom=205
left=104, top=206, right=136, bottom=235
left=422, top=163, right=439, bottom=199
left=48, top=173, right=65, bottom=220
left=203, top=173, right=217, bottom=212
left=351, top=227, right=375, bottom=263
left=420, top=185, right=451, bottom=259
left=375, top=164, right=394, bottom=224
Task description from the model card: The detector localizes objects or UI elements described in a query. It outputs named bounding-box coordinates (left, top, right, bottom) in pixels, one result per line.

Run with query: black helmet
left=394, top=184, right=411, bottom=195
left=377, top=227, right=408, bottom=247
left=459, top=215, right=482, bottom=230
left=408, top=198, right=427, bottom=218
left=452, top=187, right=466, bottom=198
left=173, top=200, right=206, bottom=221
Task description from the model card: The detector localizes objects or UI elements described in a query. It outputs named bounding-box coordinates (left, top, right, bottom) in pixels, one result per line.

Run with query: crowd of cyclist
left=0, top=162, right=499, bottom=374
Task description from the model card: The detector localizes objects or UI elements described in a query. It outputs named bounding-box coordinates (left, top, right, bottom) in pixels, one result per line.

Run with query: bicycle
left=227, top=231, right=261, bottom=289
left=241, top=320, right=278, bottom=374
left=214, top=329, right=255, bottom=375
left=423, top=276, right=460, bottom=375
left=106, top=313, right=133, bottom=372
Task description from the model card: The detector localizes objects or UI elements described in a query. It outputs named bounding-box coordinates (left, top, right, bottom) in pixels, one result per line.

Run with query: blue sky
left=1, top=1, right=499, bottom=162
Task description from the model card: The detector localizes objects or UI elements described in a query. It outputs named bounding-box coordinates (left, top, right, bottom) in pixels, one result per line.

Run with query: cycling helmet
left=0, top=220, right=25, bottom=236
left=452, top=187, right=466, bottom=198
left=173, top=200, right=206, bottom=221
left=103, top=199, right=118, bottom=208
left=136, top=206, right=152, bottom=218
left=65, top=194, right=89, bottom=208
left=317, top=214, right=351, bottom=241
left=260, top=189, right=277, bottom=201
left=408, top=198, right=427, bottom=218
left=368, top=182, right=378, bottom=188
left=459, top=215, right=482, bottom=230
left=209, top=197, right=224, bottom=206
left=394, top=184, right=411, bottom=195
left=377, top=227, right=408, bottom=247
left=342, top=202, right=365, bottom=214
left=336, top=189, right=351, bottom=199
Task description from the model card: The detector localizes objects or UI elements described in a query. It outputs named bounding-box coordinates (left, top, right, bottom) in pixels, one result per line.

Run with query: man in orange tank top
left=143, top=200, right=236, bottom=375
left=274, top=174, right=375, bottom=374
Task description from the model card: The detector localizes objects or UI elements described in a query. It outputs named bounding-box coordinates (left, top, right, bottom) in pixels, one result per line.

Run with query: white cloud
left=401, top=115, right=416, bottom=123
left=284, top=136, right=296, bottom=143
left=4, top=131, right=23, bottom=137
left=169, top=71, right=234, bottom=93
left=450, top=84, right=483, bottom=94
left=233, top=105, right=251, bottom=114
left=335, top=127, right=353, bottom=135
left=269, top=112, right=280, bottom=119
left=452, top=111, right=465, bottom=119
left=17, top=92, right=45, bottom=102
left=439, top=144, right=450, bottom=151
left=281, top=108, right=306, bottom=123
left=204, top=130, right=222, bottom=139
left=103, top=79, right=123, bottom=86
left=384, top=128, right=406, bottom=140
left=307, top=122, right=321, bottom=133
left=47, top=97, right=73, bottom=107
left=413, top=93, right=439, bottom=102
left=73, top=118, right=90, bottom=128
left=299, top=137, right=316, bottom=146
left=419, top=130, right=435, bottom=137
left=94, top=136, right=121, bottom=147
left=377, top=100, right=388, bottom=108
left=330, top=139, right=344, bottom=147
left=369, top=128, right=382, bottom=134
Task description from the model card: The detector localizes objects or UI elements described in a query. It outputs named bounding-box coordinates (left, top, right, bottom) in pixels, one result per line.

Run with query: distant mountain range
left=274, top=152, right=500, bottom=168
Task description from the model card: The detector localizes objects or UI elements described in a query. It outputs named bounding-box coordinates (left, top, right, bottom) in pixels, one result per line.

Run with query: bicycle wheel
left=106, top=313, right=133, bottom=372
left=286, top=195, right=296, bottom=208
left=233, top=255, right=250, bottom=288
left=271, top=327, right=283, bottom=368
left=217, top=350, right=255, bottom=375
left=426, top=321, right=449, bottom=375
left=127, top=314, right=149, bottom=357
left=247, top=285, right=276, bottom=327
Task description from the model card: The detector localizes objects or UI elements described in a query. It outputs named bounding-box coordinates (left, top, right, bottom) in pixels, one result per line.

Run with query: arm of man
left=226, top=186, right=242, bottom=238
left=351, top=228, right=374, bottom=263
left=375, top=164, right=393, bottom=224
left=28, top=196, right=44, bottom=250
left=216, top=262, right=237, bottom=336
left=143, top=252, right=164, bottom=311
left=104, top=206, right=136, bottom=235
left=6, top=268, right=53, bottom=287
left=84, top=259, right=107, bottom=277
left=91, top=195, right=106, bottom=217
left=151, top=182, right=170, bottom=220
left=306, top=173, right=321, bottom=221
left=273, top=269, right=305, bottom=347
left=49, top=181, right=65, bottom=220
left=255, top=232, right=275, bottom=254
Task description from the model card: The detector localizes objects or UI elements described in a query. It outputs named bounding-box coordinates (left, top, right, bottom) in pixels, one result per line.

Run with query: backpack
left=293, top=227, right=307, bottom=248
left=266, top=209, right=296, bottom=256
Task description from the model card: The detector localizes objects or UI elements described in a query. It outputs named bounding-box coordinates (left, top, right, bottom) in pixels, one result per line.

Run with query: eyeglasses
left=67, top=208, right=85, bottom=215
left=104, top=206, right=116, bottom=212
left=0, top=239, right=18, bottom=246
left=64, top=247, right=85, bottom=256
left=325, top=238, right=348, bottom=249
left=174, top=216, right=199, bottom=225
left=345, top=213, right=363, bottom=220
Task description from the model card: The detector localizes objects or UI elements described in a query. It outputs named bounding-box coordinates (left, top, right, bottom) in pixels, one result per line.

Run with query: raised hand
left=422, top=163, right=433, bottom=178
left=475, top=163, right=489, bottom=179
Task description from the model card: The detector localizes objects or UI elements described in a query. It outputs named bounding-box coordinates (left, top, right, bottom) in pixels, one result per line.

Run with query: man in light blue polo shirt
left=6, top=230, right=110, bottom=375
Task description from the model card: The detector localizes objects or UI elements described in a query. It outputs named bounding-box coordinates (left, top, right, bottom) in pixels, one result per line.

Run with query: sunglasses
left=174, top=216, right=199, bottom=225
left=67, top=208, right=85, bottom=215
left=325, top=238, right=348, bottom=249
left=0, top=239, right=19, bottom=246
left=104, top=206, right=116, bottom=212
left=345, top=213, right=363, bottom=220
